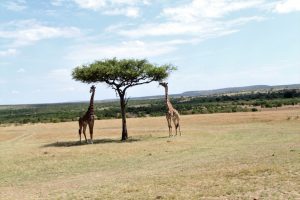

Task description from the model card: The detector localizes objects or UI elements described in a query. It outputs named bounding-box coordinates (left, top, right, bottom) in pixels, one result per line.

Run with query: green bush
left=251, top=108, right=258, bottom=112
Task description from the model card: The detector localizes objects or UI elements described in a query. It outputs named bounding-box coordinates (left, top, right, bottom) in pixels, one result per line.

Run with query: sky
left=0, top=0, right=299, bottom=105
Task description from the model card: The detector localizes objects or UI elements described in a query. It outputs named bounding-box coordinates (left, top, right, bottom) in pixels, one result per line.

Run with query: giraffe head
left=159, top=82, right=168, bottom=88
left=90, top=85, right=96, bottom=93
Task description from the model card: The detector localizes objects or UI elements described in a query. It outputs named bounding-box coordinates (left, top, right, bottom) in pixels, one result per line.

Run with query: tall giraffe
left=159, top=82, right=181, bottom=137
left=78, top=85, right=96, bottom=144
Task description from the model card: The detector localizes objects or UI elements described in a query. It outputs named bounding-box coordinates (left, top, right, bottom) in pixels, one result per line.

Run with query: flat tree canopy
left=72, top=58, right=176, bottom=140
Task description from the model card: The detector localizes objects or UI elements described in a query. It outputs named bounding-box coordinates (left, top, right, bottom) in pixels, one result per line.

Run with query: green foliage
left=251, top=108, right=258, bottom=112
left=72, top=58, right=176, bottom=89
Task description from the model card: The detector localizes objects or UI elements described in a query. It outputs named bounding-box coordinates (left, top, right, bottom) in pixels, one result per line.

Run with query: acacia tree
left=72, top=58, right=176, bottom=141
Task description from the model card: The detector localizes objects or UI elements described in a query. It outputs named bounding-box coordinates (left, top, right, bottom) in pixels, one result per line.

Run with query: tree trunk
left=120, top=94, right=128, bottom=141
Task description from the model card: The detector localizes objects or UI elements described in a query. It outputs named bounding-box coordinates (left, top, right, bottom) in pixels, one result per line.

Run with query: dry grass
left=0, top=109, right=300, bottom=199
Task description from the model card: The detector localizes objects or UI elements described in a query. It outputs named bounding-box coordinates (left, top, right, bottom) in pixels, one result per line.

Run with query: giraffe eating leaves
left=78, top=85, right=96, bottom=144
left=159, top=82, right=181, bottom=137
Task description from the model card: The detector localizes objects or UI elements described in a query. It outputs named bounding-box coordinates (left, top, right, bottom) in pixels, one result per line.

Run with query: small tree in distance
left=72, top=58, right=176, bottom=141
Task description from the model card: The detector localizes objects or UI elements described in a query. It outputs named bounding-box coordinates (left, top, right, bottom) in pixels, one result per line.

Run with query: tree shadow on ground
left=42, top=137, right=140, bottom=148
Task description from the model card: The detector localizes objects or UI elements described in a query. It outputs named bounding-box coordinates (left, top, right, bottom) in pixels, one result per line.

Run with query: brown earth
left=0, top=109, right=299, bottom=199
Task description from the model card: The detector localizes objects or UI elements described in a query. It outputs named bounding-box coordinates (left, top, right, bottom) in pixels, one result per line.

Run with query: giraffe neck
left=88, top=90, right=95, bottom=115
left=164, top=86, right=173, bottom=111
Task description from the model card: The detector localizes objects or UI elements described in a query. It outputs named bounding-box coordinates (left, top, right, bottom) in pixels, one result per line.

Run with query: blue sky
left=0, top=0, right=299, bottom=105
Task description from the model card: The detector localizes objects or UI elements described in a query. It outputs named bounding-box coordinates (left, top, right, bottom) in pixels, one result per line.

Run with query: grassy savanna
left=0, top=109, right=299, bottom=199
left=1, top=89, right=299, bottom=125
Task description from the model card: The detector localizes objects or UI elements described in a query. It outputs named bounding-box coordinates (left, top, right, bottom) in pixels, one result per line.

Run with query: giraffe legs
left=78, top=116, right=95, bottom=144
left=172, top=117, right=178, bottom=136
left=79, top=128, right=82, bottom=143
left=79, top=126, right=82, bottom=143
left=79, top=121, right=88, bottom=144
left=174, top=122, right=181, bottom=136
left=166, top=114, right=172, bottom=137
left=82, top=123, right=88, bottom=143
left=88, top=117, right=94, bottom=144
left=78, top=119, right=83, bottom=143
left=172, top=113, right=181, bottom=137
left=178, top=123, right=181, bottom=136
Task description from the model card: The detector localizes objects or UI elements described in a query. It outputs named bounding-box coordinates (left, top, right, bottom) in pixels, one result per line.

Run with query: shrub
left=251, top=108, right=258, bottom=112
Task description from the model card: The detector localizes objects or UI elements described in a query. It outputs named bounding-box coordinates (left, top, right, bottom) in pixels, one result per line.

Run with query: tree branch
left=123, top=78, right=155, bottom=91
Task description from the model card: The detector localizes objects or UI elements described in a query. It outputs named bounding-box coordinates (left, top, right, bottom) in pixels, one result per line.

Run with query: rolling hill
left=130, top=84, right=300, bottom=100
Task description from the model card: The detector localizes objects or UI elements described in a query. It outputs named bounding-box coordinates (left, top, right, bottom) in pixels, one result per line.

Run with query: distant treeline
left=0, top=89, right=299, bottom=125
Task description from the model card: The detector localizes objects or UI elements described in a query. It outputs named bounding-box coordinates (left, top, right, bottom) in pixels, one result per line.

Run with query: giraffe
left=78, top=85, right=96, bottom=144
left=159, top=82, right=181, bottom=137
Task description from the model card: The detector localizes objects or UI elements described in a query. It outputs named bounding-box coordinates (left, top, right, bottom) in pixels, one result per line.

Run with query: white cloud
left=17, top=68, right=25, bottom=73
left=51, top=0, right=65, bottom=6
left=95, top=1, right=270, bottom=72
left=4, top=0, right=27, bottom=11
left=48, top=68, right=72, bottom=81
left=0, top=79, right=7, bottom=85
left=118, top=21, right=216, bottom=37
left=0, top=49, right=17, bottom=57
left=91, top=1, right=268, bottom=62
left=72, top=0, right=149, bottom=17
left=109, top=0, right=266, bottom=43
left=73, top=0, right=149, bottom=8
left=224, top=16, right=265, bottom=27
left=47, top=69, right=81, bottom=92
left=32, top=89, right=41, bottom=93
left=170, top=62, right=300, bottom=93
left=274, top=0, right=300, bottom=13
left=116, top=16, right=264, bottom=39
left=0, top=20, right=81, bottom=47
left=104, top=7, right=140, bottom=18
left=109, top=0, right=148, bottom=5
left=162, top=0, right=265, bottom=22
left=11, top=90, right=20, bottom=94
left=45, top=68, right=98, bottom=100
left=73, top=0, right=106, bottom=10
left=67, top=40, right=176, bottom=64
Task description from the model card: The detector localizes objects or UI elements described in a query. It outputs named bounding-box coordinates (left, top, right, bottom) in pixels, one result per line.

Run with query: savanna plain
left=0, top=108, right=299, bottom=199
